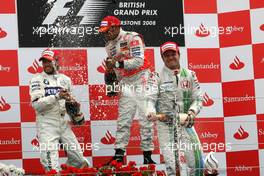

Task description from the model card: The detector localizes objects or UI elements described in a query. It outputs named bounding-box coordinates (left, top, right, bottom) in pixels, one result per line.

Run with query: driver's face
left=42, top=59, right=55, bottom=74
left=162, top=50, right=180, bottom=70
left=102, top=26, right=120, bottom=41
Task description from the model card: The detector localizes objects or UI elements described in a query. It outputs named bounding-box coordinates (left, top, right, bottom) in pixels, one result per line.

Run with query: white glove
left=179, top=113, right=189, bottom=126
left=144, top=99, right=156, bottom=117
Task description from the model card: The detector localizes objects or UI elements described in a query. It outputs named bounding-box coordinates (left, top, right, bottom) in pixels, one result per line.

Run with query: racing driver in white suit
left=29, top=49, right=89, bottom=172
left=147, top=42, right=219, bottom=176
left=99, top=16, right=156, bottom=164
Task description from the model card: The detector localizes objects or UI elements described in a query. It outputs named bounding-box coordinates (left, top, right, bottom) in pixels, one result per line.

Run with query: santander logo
left=195, top=23, right=210, bottom=37
left=31, top=138, right=39, bottom=147
left=27, top=59, right=43, bottom=74
left=229, top=56, right=245, bottom=70
left=0, top=96, right=11, bottom=112
left=203, top=93, right=214, bottom=107
left=234, top=126, right=249, bottom=140
left=0, top=27, right=7, bottom=39
left=100, top=130, right=115, bottom=145
left=97, top=61, right=106, bottom=74
left=260, top=24, right=264, bottom=31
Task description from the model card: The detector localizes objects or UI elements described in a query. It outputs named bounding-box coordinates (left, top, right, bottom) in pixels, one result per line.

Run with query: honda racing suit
left=155, top=66, right=204, bottom=176
left=105, top=29, right=154, bottom=151
left=29, top=72, right=87, bottom=171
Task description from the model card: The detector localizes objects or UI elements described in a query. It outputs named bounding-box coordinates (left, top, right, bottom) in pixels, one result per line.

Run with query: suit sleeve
left=189, top=71, right=203, bottom=115
left=67, top=77, right=73, bottom=96
left=67, top=77, right=79, bottom=103
left=124, top=35, right=145, bottom=70
left=145, top=72, right=160, bottom=114
left=29, top=76, right=58, bottom=113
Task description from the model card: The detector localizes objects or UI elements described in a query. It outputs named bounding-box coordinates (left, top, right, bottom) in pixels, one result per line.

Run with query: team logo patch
left=119, top=42, right=129, bottom=52
left=43, top=79, right=49, bottom=85
left=44, top=87, right=61, bottom=96
left=129, top=40, right=140, bottom=47
left=132, top=52, right=141, bottom=57
left=131, top=47, right=141, bottom=52
left=110, top=47, right=116, bottom=56
left=121, top=46, right=129, bottom=52
left=160, top=82, right=176, bottom=92
left=180, top=79, right=191, bottom=89
left=120, top=42, right=128, bottom=48
left=110, top=46, right=116, bottom=51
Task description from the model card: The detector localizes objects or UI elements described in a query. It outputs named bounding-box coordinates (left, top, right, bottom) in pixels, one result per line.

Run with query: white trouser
left=157, top=121, right=204, bottom=176
left=115, top=70, right=154, bottom=151
left=37, top=114, right=86, bottom=171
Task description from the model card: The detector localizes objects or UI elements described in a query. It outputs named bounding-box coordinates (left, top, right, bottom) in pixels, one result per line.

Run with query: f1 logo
left=42, top=0, right=72, bottom=25
left=42, top=0, right=110, bottom=25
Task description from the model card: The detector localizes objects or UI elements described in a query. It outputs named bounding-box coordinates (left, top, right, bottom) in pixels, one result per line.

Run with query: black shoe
left=106, top=149, right=125, bottom=165
left=143, top=151, right=156, bottom=164
left=106, top=155, right=124, bottom=165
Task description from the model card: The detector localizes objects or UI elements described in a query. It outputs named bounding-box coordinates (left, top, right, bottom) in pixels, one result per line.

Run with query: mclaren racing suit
left=156, top=66, right=204, bottom=176
left=105, top=29, right=154, bottom=151
left=29, top=72, right=87, bottom=171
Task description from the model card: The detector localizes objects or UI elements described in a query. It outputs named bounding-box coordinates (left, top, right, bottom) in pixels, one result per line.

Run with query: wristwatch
left=115, top=61, right=120, bottom=68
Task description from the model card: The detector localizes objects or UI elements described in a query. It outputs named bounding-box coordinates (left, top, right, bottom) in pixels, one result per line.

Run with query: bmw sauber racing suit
left=156, top=66, right=204, bottom=176
left=29, top=72, right=87, bottom=171
left=105, top=29, right=154, bottom=151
